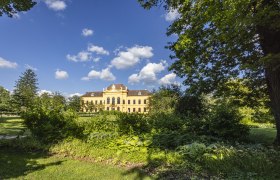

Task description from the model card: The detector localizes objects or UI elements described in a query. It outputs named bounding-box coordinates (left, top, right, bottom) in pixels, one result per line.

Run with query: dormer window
left=138, top=91, right=142, bottom=95
left=91, top=93, right=95, bottom=97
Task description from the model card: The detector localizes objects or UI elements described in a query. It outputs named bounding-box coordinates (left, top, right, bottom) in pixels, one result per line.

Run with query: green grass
left=0, top=117, right=25, bottom=135
left=0, top=148, right=151, bottom=180
left=249, top=127, right=277, bottom=145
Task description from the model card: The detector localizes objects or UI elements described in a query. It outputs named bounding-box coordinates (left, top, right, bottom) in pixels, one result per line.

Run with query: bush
left=22, top=98, right=84, bottom=143
left=116, top=113, right=150, bottom=135
left=206, top=103, right=249, bottom=141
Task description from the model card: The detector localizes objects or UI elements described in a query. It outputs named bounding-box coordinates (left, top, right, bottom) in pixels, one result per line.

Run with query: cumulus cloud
left=45, top=0, right=67, bottom=11
left=111, top=45, right=153, bottom=69
left=82, top=28, right=93, bottom=37
left=128, top=61, right=167, bottom=85
left=0, top=57, right=18, bottom=69
left=82, top=68, right=116, bottom=81
left=25, top=64, right=38, bottom=71
left=69, top=93, right=83, bottom=97
left=88, top=44, right=109, bottom=55
left=159, top=73, right=177, bottom=85
left=55, top=69, right=69, bottom=79
left=66, top=51, right=92, bottom=62
left=165, top=9, right=180, bottom=22
left=38, top=89, right=53, bottom=96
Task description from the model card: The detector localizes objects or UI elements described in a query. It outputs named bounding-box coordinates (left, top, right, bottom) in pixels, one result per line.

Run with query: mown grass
left=249, top=128, right=277, bottom=145
left=0, top=148, right=151, bottom=180
left=0, top=117, right=26, bottom=135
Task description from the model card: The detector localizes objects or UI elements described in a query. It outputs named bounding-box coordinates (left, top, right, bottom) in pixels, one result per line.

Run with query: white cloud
left=25, top=64, right=38, bottom=71
left=38, top=89, right=53, bottom=96
left=128, top=60, right=167, bottom=85
left=66, top=51, right=92, bottom=62
left=88, top=44, right=109, bottom=55
left=111, top=45, right=153, bottom=69
left=0, top=57, right=18, bottom=69
left=82, top=68, right=116, bottom=81
left=45, top=0, right=67, bottom=11
left=55, top=69, right=69, bottom=80
left=165, top=9, right=180, bottom=22
left=82, top=28, right=93, bottom=37
left=159, top=73, right=177, bottom=85
left=69, top=93, right=82, bottom=97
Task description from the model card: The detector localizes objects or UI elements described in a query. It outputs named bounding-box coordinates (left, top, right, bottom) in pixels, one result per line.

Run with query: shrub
left=206, top=103, right=249, bottom=141
left=116, top=113, right=150, bottom=135
left=22, top=98, right=84, bottom=143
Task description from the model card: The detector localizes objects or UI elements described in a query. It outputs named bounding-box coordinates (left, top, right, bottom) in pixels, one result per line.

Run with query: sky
left=0, top=0, right=181, bottom=97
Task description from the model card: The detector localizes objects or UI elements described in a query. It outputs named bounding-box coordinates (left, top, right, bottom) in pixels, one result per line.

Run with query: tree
left=13, top=69, right=38, bottom=111
left=0, top=86, right=11, bottom=112
left=67, top=95, right=81, bottom=112
left=138, top=0, right=280, bottom=144
left=0, top=0, right=36, bottom=17
left=149, top=84, right=181, bottom=114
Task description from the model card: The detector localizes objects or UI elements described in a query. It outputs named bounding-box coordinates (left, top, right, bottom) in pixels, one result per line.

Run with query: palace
left=81, top=84, right=151, bottom=113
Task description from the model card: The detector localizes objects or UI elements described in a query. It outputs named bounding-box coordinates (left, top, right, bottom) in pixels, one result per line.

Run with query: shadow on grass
left=0, top=148, right=63, bottom=179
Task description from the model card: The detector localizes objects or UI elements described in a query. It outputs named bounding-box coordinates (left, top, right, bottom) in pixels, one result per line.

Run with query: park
left=1, top=0, right=280, bottom=179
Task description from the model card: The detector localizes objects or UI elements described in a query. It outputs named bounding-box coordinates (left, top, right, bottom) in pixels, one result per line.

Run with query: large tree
left=138, top=0, right=280, bottom=144
left=0, top=0, right=36, bottom=17
left=13, top=69, right=38, bottom=111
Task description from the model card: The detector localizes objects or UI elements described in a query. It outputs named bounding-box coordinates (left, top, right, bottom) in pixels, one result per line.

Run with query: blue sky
left=0, top=0, right=181, bottom=96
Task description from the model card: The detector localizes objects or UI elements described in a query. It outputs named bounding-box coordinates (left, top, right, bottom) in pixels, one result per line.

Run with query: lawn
left=0, top=117, right=25, bottom=136
left=249, top=127, right=277, bottom=145
left=0, top=148, right=150, bottom=180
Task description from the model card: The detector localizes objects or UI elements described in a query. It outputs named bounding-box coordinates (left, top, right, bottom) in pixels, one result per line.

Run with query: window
left=138, top=91, right=142, bottom=95
left=112, top=97, right=115, bottom=105
left=133, top=108, right=135, bottom=112
left=112, top=107, right=115, bottom=111
left=86, top=101, right=89, bottom=105
left=107, top=107, right=109, bottom=111
left=81, top=100, right=84, bottom=105
left=128, top=108, right=130, bottom=113
left=123, top=100, right=125, bottom=104
left=144, top=99, right=147, bottom=104
left=138, top=108, right=141, bottom=112
left=144, top=108, right=146, bottom=112
left=91, top=93, right=95, bottom=96
left=133, top=100, right=136, bottom=104
left=128, top=100, right=130, bottom=104
left=107, top=97, right=110, bottom=104
left=95, top=108, right=97, bottom=112
left=100, top=100, right=102, bottom=104
left=138, top=99, right=141, bottom=104
left=117, top=107, right=120, bottom=111
left=117, top=97, right=120, bottom=104
left=91, top=100, right=93, bottom=105
left=95, top=100, right=97, bottom=104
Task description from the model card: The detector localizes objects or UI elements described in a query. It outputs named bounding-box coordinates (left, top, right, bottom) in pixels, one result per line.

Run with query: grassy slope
left=0, top=149, right=151, bottom=180
left=0, top=117, right=25, bottom=135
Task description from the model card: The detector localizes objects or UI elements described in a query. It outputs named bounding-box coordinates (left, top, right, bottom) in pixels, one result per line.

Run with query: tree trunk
left=265, top=63, right=280, bottom=145
left=257, top=0, right=280, bottom=143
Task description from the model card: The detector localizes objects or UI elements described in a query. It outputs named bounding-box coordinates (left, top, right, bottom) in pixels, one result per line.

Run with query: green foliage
left=138, top=0, right=280, bottom=144
left=67, top=95, right=81, bottom=112
left=148, top=85, right=181, bottom=114
left=0, top=86, right=12, bottom=112
left=22, top=96, right=83, bottom=143
left=116, top=113, right=150, bottom=135
left=178, top=142, right=280, bottom=179
left=175, top=94, right=207, bottom=118
left=13, top=69, right=38, bottom=111
left=206, top=103, right=250, bottom=141
left=0, top=0, right=36, bottom=17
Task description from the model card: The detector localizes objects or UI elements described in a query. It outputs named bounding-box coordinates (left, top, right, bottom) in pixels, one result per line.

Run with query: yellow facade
left=81, top=84, right=151, bottom=113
